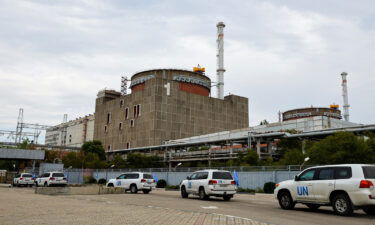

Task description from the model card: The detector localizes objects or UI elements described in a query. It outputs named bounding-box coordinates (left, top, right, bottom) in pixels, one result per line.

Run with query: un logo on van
left=297, top=186, right=309, bottom=196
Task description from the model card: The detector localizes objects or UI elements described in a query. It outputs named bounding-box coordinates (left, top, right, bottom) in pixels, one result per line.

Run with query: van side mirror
left=186, top=176, right=191, bottom=180
left=294, top=175, right=298, bottom=181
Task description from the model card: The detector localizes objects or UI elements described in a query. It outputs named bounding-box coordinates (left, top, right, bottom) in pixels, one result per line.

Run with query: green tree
left=17, top=139, right=34, bottom=150
left=45, top=151, right=60, bottom=163
left=62, top=152, right=83, bottom=168
left=243, top=150, right=259, bottom=166
left=277, top=149, right=304, bottom=165
left=126, top=153, right=162, bottom=168
left=81, top=140, right=106, bottom=160
left=111, top=155, right=127, bottom=168
left=84, top=153, right=107, bottom=169
left=307, top=132, right=375, bottom=164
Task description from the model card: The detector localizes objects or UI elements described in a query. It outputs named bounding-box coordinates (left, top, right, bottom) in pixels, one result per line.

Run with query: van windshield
left=362, top=166, right=375, bottom=179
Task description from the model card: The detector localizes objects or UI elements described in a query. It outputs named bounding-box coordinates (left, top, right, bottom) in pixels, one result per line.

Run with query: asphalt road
left=104, top=189, right=375, bottom=225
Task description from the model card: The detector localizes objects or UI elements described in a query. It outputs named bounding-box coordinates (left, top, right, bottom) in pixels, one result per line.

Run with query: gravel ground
left=0, top=187, right=268, bottom=225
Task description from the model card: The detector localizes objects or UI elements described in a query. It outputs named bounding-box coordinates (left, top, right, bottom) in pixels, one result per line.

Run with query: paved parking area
left=0, top=188, right=268, bottom=225
left=1, top=187, right=374, bottom=225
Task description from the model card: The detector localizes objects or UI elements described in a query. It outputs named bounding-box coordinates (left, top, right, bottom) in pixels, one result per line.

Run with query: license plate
left=220, top=184, right=228, bottom=187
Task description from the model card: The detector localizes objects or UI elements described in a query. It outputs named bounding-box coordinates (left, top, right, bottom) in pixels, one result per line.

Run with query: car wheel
left=278, top=191, right=295, bottom=210
left=332, top=194, right=353, bottom=216
left=142, top=190, right=151, bottom=194
left=362, top=206, right=375, bottom=215
left=181, top=186, right=188, bottom=198
left=199, top=187, right=209, bottom=200
left=130, top=185, right=138, bottom=194
left=306, top=204, right=320, bottom=210
left=107, top=183, right=114, bottom=187
left=223, top=195, right=232, bottom=201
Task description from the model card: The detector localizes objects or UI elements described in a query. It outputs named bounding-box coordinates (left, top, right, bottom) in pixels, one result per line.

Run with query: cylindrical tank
left=130, top=69, right=211, bottom=96
left=282, top=107, right=342, bottom=121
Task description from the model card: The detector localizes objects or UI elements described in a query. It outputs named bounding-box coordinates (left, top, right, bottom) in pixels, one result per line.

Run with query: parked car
left=180, top=169, right=237, bottom=201
left=274, top=164, right=375, bottom=216
left=35, top=172, right=67, bottom=187
left=13, top=173, right=34, bottom=187
left=106, top=172, right=156, bottom=194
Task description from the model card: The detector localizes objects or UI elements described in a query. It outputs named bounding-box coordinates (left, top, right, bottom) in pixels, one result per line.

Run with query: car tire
left=107, top=183, right=114, bottom=187
left=306, top=204, right=320, bottom=210
left=181, top=186, right=189, bottom=198
left=199, top=187, right=209, bottom=200
left=142, top=190, right=151, bottom=194
left=278, top=191, right=295, bottom=210
left=130, top=184, right=138, bottom=194
left=332, top=194, right=353, bottom=216
left=223, top=195, right=232, bottom=201
left=362, top=206, right=375, bottom=215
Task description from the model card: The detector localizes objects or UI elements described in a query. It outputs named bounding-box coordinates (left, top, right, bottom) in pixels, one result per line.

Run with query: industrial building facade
left=45, top=114, right=95, bottom=147
left=94, top=69, right=249, bottom=151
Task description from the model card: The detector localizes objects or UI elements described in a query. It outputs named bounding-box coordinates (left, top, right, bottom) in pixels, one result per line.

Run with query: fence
left=57, top=166, right=305, bottom=189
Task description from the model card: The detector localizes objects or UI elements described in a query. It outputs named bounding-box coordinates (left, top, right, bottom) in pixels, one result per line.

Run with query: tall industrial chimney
left=216, top=22, right=225, bottom=99
left=341, top=72, right=350, bottom=121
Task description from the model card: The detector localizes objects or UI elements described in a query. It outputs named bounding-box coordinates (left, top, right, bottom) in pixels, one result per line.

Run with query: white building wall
left=44, top=114, right=95, bottom=147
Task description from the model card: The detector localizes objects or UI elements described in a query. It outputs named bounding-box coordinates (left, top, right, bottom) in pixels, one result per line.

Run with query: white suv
left=106, top=172, right=156, bottom=194
left=36, top=172, right=67, bottom=187
left=274, top=164, right=375, bottom=216
left=13, top=173, right=34, bottom=187
left=180, top=170, right=237, bottom=201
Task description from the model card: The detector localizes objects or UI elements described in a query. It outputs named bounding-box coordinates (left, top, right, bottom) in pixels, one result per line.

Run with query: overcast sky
left=1, top=0, right=374, bottom=142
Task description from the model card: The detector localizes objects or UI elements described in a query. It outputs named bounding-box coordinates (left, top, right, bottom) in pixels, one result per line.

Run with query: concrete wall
left=94, top=69, right=249, bottom=151
left=64, top=170, right=299, bottom=189
left=45, top=115, right=95, bottom=147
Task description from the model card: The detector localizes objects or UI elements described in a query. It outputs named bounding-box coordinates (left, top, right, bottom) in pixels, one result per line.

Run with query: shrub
left=84, top=176, right=97, bottom=184
left=157, top=179, right=167, bottom=188
left=263, top=182, right=276, bottom=194
left=98, top=178, right=107, bottom=185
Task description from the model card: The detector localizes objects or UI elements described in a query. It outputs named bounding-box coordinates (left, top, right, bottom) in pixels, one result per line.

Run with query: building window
left=130, top=119, right=134, bottom=127
left=120, top=99, right=124, bottom=108
left=126, top=142, right=130, bottom=149
left=133, top=104, right=141, bottom=118
left=106, top=112, right=111, bottom=124
left=125, top=107, right=129, bottom=120
left=119, top=122, right=123, bottom=130
left=107, top=145, right=111, bottom=151
left=137, top=104, right=141, bottom=117
left=104, top=125, right=108, bottom=133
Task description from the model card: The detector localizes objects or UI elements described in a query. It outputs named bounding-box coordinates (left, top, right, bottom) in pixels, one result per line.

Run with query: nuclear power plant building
left=94, top=69, right=249, bottom=151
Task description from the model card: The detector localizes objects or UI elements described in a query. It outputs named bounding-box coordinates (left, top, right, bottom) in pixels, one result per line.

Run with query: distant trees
left=277, top=132, right=375, bottom=165
left=307, top=132, right=375, bottom=164
left=60, top=132, right=375, bottom=169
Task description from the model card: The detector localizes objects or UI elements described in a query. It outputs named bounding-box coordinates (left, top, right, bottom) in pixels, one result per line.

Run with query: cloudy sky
left=0, top=0, right=374, bottom=142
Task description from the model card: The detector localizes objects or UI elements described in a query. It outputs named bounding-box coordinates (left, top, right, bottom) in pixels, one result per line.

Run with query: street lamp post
left=106, top=165, right=115, bottom=183
left=300, top=157, right=310, bottom=171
